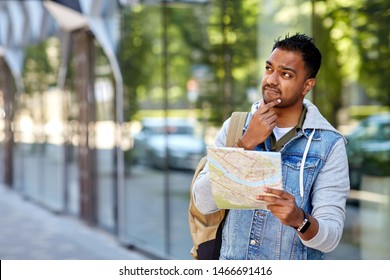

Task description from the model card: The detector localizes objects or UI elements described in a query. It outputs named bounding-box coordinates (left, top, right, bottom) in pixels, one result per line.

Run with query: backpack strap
left=191, top=111, right=248, bottom=194
left=189, top=111, right=249, bottom=260
left=226, top=112, right=248, bottom=146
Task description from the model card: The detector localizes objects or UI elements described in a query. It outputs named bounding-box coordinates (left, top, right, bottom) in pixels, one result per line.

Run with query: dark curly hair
left=272, top=33, right=322, bottom=79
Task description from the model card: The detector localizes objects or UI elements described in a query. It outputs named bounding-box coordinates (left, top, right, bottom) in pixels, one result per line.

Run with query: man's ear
left=302, top=78, right=316, bottom=96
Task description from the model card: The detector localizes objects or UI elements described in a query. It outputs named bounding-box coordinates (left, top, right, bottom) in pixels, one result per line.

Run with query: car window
left=353, top=122, right=379, bottom=141
left=169, top=126, right=193, bottom=135
left=353, top=122, right=390, bottom=141
left=380, top=124, right=390, bottom=140
left=141, top=124, right=194, bottom=135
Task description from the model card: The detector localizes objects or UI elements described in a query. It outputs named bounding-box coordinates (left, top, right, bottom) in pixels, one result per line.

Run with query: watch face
left=297, top=209, right=311, bottom=233
left=298, top=218, right=311, bottom=233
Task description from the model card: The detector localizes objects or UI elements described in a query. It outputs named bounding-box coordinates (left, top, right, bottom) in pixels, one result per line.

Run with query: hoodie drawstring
left=299, top=129, right=315, bottom=198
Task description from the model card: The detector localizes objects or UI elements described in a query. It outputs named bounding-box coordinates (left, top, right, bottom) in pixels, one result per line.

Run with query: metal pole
left=221, top=0, right=232, bottom=121
left=162, top=0, right=171, bottom=256
left=112, top=39, right=126, bottom=241
left=75, top=29, right=97, bottom=225
left=0, top=57, right=14, bottom=188
left=311, top=0, right=317, bottom=104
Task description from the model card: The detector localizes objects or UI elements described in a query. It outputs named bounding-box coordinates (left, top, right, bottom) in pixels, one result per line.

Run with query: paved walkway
left=0, top=184, right=151, bottom=260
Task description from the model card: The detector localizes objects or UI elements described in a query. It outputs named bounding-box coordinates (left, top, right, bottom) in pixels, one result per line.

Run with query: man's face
left=261, top=48, right=314, bottom=108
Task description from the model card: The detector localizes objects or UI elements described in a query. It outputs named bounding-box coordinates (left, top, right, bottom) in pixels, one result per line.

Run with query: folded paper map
left=207, top=146, right=283, bottom=210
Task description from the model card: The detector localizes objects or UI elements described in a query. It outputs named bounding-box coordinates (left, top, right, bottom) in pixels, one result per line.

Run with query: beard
left=262, top=87, right=282, bottom=107
left=262, top=88, right=303, bottom=109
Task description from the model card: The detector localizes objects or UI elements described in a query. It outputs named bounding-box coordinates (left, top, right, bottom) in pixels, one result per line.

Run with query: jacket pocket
left=283, top=155, right=321, bottom=197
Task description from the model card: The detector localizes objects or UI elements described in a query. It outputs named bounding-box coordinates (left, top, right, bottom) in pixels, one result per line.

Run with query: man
left=192, top=33, right=350, bottom=260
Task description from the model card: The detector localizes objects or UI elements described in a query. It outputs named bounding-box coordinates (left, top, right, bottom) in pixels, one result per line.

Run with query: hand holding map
left=207, top=146, right=283, bottom=210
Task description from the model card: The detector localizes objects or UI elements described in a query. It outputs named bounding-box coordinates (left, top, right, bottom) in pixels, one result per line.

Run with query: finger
left=264, top=188, right=295, bottom=203
left=264, top=187, right=285, bottom=197
left=262, top=98, right=281, bottom=110
left=256, top=99, right=281, bottom=115
left=266, top=113, right=278, bottom=125
left=256, top=194, right=271, bottom=202
left=256, top=193, right=281, bottom=203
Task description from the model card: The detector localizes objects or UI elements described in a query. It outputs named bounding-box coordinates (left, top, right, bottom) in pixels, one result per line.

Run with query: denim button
left=255, top=210, right=265, bottom=217
left=250, top=239, right=257, bottom=245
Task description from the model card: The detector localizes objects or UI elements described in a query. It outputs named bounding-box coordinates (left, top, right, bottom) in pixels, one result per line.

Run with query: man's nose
left=267, top=71, right=278, bottom=86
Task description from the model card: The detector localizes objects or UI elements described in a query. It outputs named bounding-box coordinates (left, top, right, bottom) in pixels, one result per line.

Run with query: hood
left=302, top=99, right=340, bottom=133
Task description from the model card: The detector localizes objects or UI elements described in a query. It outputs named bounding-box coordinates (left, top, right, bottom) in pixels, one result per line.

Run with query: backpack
left=188, top=111, right=249, bottom=260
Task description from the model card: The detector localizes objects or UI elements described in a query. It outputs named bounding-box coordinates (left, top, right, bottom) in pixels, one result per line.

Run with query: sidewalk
left=0, top=184, right=151, bottom=260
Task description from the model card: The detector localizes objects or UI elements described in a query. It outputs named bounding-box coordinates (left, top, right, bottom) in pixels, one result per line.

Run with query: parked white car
left=132, top=118, right=206, bottom=170
left=346, top=113, right=390, bottom=189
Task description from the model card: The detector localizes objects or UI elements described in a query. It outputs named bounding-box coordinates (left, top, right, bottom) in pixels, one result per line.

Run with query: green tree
left=23, top=39, right=58, bottom=93
left=119, top=5, right=162, bottom=120
left=118, top=1, right=260, bottom=126
left=355, top=0, right=390, bottom=105
left=314, top=0, right=390, bottom=125
left=312, top=1, right=346, bottom=126
left=202, top=0, right=260, bottom=124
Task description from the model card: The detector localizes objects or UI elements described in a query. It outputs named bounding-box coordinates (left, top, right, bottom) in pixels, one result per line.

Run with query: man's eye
left=282, top=72, right=292, bottom=78
left=265, top=66, right=272, bottom=71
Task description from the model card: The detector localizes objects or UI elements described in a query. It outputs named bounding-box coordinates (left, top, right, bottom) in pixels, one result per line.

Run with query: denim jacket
left=220, top=128, right=344, bottom=260
left=193, top=99, right=350, bottom=260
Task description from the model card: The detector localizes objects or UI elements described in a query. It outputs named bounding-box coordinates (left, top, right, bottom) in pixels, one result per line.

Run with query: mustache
left=263, top=85, right=281, bottom=93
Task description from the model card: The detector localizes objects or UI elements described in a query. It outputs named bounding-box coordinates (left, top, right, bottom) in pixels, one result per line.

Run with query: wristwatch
left=296, top=208, right=311, bottom=234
